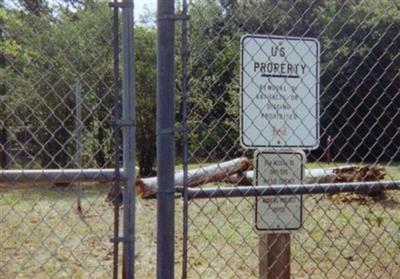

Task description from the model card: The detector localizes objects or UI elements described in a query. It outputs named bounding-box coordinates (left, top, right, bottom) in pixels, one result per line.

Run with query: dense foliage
left=1, top=0, right=158, bottom=173
left=1, top=0, right=399, bottom=173
left=187, top=0, right=400, bottom=162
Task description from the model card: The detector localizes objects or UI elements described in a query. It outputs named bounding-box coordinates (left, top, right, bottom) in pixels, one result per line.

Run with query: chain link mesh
left=1, top=0, right=118, bottom=277
left=183, top=0, right=400, bottom=278
left=2, top=0, right=400, bottom=278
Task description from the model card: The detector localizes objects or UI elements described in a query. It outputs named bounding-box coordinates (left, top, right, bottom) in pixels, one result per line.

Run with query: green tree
left=135, top=26, right=157, bottom=176
left=2, top=1, right=161, bottom=172
left=1, top=1, right=115, bottom=168
left=316, top=0, right=400, bottom=162
left=186, top=0, right=400, bottom=162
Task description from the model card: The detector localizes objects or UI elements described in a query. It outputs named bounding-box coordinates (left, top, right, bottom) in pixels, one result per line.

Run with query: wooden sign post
left=259, top=233, right=290, bottom=279
left=255, top=151, right=304, bottom=279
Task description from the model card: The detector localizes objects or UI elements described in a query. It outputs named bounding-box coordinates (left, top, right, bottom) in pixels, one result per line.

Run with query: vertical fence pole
left=156, top=0, right=176, bottom=278
left=0, top=0, right=6, bottom=169
left=121, top=0, right=136, bottom=278
left=111, top=0, right=121, bottom=277
left=180, top=0, right=189, bottom=278
left=74, top=80, right=83, bottom=214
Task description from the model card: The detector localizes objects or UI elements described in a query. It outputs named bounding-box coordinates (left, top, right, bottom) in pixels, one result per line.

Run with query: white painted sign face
left=255, top=151, right=303, bottom=231
left=240, top=35, right=320, bottom=149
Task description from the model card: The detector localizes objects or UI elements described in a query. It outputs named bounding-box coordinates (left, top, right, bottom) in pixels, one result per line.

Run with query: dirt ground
left=1, top=164, right=399, bottom=278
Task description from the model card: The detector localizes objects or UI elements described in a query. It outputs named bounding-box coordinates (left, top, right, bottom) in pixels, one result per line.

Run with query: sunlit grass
left=1, top=163, right=399, bottom=278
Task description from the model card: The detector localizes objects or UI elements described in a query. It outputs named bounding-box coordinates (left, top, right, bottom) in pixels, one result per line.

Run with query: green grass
left=184, top=191, right=400, bottom=278
left=1, top=163, right=399, bottom=278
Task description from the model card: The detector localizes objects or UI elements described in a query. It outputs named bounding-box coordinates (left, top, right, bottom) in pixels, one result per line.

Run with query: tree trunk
left=136, top=157, right=252, bottom=198
left=0, top=124, right=9, bottom=168
left=226, top=165, right=386, bottom=185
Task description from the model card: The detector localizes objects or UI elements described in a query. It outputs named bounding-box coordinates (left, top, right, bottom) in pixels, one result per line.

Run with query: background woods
left=1, top=0, right=399, bottom=173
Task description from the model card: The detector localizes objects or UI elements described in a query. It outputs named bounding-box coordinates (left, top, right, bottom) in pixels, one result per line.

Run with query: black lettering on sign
left=252, top=61, right=307, bottom=79
left=271, top=46, right=286, bottom=57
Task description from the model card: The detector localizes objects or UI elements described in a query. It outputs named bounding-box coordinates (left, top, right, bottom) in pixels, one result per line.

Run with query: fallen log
left=225, top=165, right=356, bottom=185
left=136, top=157, right=252, bottom=198
left=135, top=158, right=386, bottom=199
left=230, top=165, right=387, bottom=185
left=327, top=164, right=387, bottom=201
left=226, top=164, right=387, bottom=202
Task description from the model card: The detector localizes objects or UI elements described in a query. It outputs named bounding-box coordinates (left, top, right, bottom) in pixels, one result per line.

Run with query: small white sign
left=255, top=151, right=304, bottom=231
left=240, top=35, right=320, bottom=149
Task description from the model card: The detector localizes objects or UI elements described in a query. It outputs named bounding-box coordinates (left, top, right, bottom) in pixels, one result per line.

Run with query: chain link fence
left=1, top=0, right=119, bottom=277
left=181, top=0, right=400, bottom=278
left=2, top=0, right=400, bottom=278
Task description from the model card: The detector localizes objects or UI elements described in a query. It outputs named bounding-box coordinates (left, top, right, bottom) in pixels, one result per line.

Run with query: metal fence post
left=121, top=0, right=136, bottom=278
left=180, top=0, right=189, bottom=278
left=110, top=0, right=122, bottom=277
left=156, top=0, right=176, bottom=278
left=74, top=80, right=83, bottom=214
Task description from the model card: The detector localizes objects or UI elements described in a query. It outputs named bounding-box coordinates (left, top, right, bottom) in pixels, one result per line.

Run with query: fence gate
left=1, top=0, right=136, bottom=278
left=2, top=0, right=400, bottom=278
left=179, top=0, right=400, bottom=278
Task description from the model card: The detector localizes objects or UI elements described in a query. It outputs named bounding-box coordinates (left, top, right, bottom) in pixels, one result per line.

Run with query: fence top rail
left=182, top=181, right=400, bottom=199
left=0, top=169, right=125, bottom=183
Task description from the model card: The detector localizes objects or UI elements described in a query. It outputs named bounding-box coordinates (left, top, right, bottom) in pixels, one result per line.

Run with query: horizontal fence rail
left=183, top=181, right=400, bottom=199
left=0, top=169, right=125, bottom=183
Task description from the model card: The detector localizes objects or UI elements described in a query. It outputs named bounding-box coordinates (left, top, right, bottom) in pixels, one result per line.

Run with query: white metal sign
left=241, top=35, right=320, bottom=149
left=255, top=151, right=304, bottom=231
